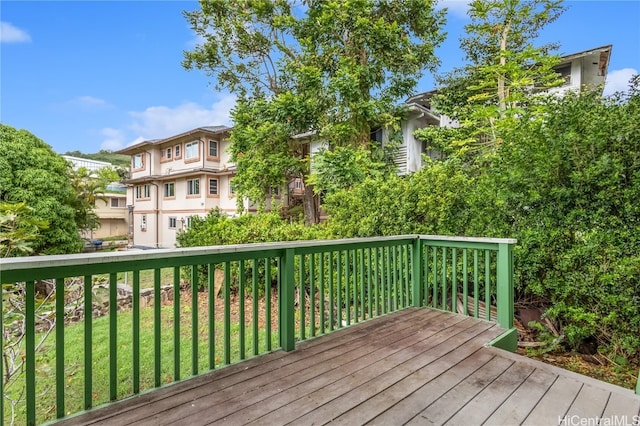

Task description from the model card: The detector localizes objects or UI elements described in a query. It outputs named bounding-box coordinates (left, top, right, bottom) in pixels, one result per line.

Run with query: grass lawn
left=3, top=291, right=280, bottom=425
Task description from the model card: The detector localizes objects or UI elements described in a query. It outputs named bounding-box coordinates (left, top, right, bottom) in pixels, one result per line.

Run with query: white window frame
left=208, top=178, right=218, bottom=195
left=209, top=140, right=218, bottom=157
left=168, top=217, right=177, bottom=229
left=174, top=144, right=181, bottom=158
left=187, top=178, right=200, bottom=195
left=185, top=141, right=199, bottom=159
left=164, top=182, right=175, bottom=198
left=132, top=154, right=144, bottom=169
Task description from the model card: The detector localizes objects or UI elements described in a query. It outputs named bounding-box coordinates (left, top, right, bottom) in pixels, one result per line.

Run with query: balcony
left=2, top=235, right=639, bottom=425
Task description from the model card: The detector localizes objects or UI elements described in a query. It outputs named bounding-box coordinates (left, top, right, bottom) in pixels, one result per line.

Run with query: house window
left=209, top=140, right=218, bottom=157
left=132, top=154, right=144, bottom=169
left=110, top=198, right=125, bottom=208
left=185, top=141, right=199, bottom=159
left=174, top=145, right=181, bottom=158
left=208, top=178, right=218, bottom=195
left=166, top=147, right=172, bottom=159
left=141, top=214, right=147, bottom=231
left=270, top=187, right=280, bottom=196
left=168, top=217, right=177, bottom=229
left=295, top=180, right=302, bottom=190
left=185, top=216, right=193, bottom=228
left=556, top=64, right=572, bottom=86
left=187, top=178, right=200, bottom=195
left=135, top=184, right=151, bottom=199
left=229, top=181, right=236, bottom=195
left=164, top=182, right=175, bottom=198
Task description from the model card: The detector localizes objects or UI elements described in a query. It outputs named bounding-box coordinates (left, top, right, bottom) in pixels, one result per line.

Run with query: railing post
left=412, top=238, right=423, bottom=307
left=489, top=241, right=517, bottom=352
left=279, top=248, right=296, bottom=352
left=496, top=242, right=514, bottom=330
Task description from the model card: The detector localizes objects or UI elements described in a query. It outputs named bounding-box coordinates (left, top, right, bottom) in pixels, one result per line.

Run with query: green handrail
left=0, top=234, right=516, bottom=425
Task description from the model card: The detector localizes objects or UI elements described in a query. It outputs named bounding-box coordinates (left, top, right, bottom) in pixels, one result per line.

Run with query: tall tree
left=0, top=124, right=83, bottom=254
left=183, top=0, right=446, bottom=223
left=417, top=0, right=565, bottom=157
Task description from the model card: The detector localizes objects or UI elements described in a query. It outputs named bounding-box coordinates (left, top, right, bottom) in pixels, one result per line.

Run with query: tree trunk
left=497, top=20, right=511, bottom=113
left=302, top=183, right=319, bottom=225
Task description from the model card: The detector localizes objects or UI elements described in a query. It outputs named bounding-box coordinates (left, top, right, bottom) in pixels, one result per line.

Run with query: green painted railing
left=0, top=235, right=516, bottom=425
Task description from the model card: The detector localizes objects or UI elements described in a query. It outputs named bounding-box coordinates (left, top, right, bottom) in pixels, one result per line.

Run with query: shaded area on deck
left=56, top=308, right=640, bottom=425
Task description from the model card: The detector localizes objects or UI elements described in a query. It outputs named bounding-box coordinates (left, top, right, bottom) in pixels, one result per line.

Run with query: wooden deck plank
left=479, top=367, right=558, bottom=425
left=154, top=309, right=455, bottom=425
left=522, top=376, right=584, bottom=426
left=405, top=356, right=515, bottom=425
left=563, top=384, right=611, bottom=421
left=362, top=350, right=498, bottom=426
left=278, top=321, right=501, bottom=425
left=600, top=392, right=640, bottom=420
left=218, top=312, right=482, bottom=424
left=52, top=308, right=640, bottom=426
left=64, top=308, right=424, bottom=426
left=443, top=362, right=536, bottom=425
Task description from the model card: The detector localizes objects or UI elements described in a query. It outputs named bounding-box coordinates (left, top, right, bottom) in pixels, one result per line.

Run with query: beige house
left=62, top=155, right=129, bottom=240
left=118, top=126, right=269, bottom=248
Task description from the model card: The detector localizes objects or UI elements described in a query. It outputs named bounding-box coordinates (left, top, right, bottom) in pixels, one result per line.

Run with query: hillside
left=64, top=150, right=130, bottom=168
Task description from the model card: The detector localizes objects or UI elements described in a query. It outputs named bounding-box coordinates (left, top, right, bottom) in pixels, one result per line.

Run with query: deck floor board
left=54, top=308, right=640, bottom=426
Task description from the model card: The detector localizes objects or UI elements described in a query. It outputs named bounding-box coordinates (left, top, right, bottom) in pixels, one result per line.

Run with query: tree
left=68, top=166, right=120, bottom=237
left=417, top=0, right=566, bottom=157
left=0, top=124, right=83, bottom=254
left=183, top=0, right=446, bottom=223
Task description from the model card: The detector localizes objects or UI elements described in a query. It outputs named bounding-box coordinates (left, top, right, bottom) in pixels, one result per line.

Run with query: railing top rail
left=419, top=235, right=517, bottom=245
left=0, top=235, right=418, bottom=273
left=0, top=234, right=517, bottom=275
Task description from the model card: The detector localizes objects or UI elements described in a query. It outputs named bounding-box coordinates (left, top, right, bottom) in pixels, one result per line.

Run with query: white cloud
left=0, top=21, right=31, bottom=43
left=128, top=95, right=236, bottom=141
left=603, top=68, right=638, bottom=97
left=100, top=128, right=127, bottom=151
left=436, top=0, right=470, bottom=19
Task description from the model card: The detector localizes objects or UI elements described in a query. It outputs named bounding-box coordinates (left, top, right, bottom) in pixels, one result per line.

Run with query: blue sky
left=2, top=1, right=639, bottom=154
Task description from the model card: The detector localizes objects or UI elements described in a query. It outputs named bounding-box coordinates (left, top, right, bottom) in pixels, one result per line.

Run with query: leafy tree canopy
left=0, top=124, right=83, bottom=254
left=418, top=0, right=566, bottom=157
left=183, top=0, right=446, bottom=222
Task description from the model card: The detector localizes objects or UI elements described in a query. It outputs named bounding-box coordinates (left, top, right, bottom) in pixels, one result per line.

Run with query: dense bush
left=323, top=82, right=640, bottom=360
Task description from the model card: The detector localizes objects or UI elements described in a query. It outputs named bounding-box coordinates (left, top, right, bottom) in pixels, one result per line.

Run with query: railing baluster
left=404, top=245, right=410, bottom=308
left=451, top=249, right=457, bottom=313
left=441, top=247, right=447, bottom=311
left=367, top=248, right=372, bottom=319
left=345, top=250, right=350, bottom=326
left=191, top=265, right=199, bottom=374
left=319, top=252, right=325, bottom=335
left=385, top=247, right=391, bottom=314
left=359, top=249, right=365, bottom=323
left=55, top=277, right=65, bottom=418
left=25, top=280, right=36, bottom=426
left=132, top=270, right=140, bottom=391
left=110, top=272, right=118, bottom=400
left=224, top=261, right=231, bottom=364
left=328, top=251, right=334, bottom=331
left=84, top=274, right=94, bottom=409
left=485, top=250, right=491, bottom=321
left=463, top=250, right=468, bottom=317
left=432, top=247, right=438, bottom=308
left=153, top=269, right=161, bottom=388
left=310, top=253, right=316, bottom=337
left=337, top=250, right=342, bottom=328
left=239, top=259, right=246, bottom=360
left=392, top=246, right=398, bottom=311
left=299, top=254, right=305, bottom=340
left=265, top=258, right=272, bottom=351
left=173, top=267, right=181, bottom=380
left=252, top=259, right=259, bottom=356
left=208, top=263, right=216, bottom=369
left=474, top=249, right=479, bottom=318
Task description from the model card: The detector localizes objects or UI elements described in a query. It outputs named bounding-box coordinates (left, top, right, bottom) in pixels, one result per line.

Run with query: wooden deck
left=57, top=308, right=640, bottom=426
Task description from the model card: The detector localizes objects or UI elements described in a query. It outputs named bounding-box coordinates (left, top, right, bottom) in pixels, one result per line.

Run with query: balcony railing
left=1, top=235, right=516, bottom=425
